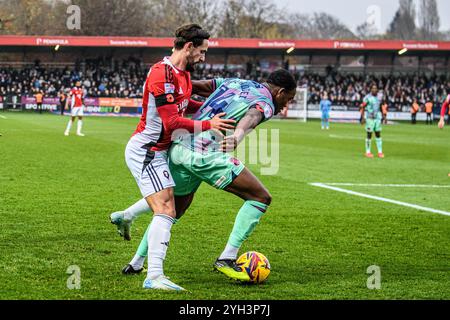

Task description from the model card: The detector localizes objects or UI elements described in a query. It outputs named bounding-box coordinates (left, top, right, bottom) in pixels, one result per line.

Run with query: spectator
left=425, top=99, right=433, bottom=125
left=34, top=89, right=44, bottom=114
left=381, top=100, right=388, bottom=124
left=411, top=99, right=420, bottom=124
left=58, top=90, right=67, bottom=116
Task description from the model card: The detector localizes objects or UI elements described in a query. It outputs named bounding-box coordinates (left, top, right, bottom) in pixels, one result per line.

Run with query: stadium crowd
left=0, top=58, right=449, bottom=111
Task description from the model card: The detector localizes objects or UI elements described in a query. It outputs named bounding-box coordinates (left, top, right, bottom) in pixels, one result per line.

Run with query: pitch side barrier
left=0, top=96, right=443, bottom=122
left=285, top=103, right=443, bottom=122
left=0, top=95, right=141, bottom=114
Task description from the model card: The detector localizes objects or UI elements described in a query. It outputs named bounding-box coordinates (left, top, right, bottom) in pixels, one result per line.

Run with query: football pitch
left=0, top=113, right=449, bottom=300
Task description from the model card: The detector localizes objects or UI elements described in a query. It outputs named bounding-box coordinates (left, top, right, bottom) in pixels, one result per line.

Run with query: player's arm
left=191, top=78, right=224, bottom=97
left=69, top=89, right=75, bottom=108
left=359, top=101, right=367, bottom=124
left=185, top=98, right=203, bottom=114
left=156, top=98, right=234, bottom=132
left=220, top=107, right=265, bottom=152
left=149, top=68, right=234, bottom=132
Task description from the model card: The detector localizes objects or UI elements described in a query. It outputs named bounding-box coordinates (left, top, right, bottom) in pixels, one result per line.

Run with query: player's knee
left=150, top=199, right=176, bottom=218
left=256, top=190, right=272, bottom=206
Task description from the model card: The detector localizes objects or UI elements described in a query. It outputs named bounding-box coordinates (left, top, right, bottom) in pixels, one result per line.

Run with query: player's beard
left=185, top=61, right=197, bottom=72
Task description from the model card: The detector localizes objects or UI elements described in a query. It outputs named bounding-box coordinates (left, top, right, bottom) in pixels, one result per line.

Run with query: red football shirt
left=440, top=94, right=450, bottom=117
left=133, top=57, right=210, bottom=151
left=70, top=87, right=83, bottom=108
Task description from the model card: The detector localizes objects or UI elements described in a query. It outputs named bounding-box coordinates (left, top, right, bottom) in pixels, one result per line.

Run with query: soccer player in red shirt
left=438, top=93, right=450, bottom=129
left=64, top=81, right=85, bottom=136
left=111, top=24, right=234, bottom=291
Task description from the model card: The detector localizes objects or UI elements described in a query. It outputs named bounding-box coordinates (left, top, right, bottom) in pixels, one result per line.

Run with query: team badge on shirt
left=164, top=83, right=175, bottom=94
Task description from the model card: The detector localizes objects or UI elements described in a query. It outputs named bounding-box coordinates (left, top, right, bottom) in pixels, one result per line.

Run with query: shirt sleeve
left=361, top=95, right=368, bottom=107
left=148, top=65, right=211, bottom=132
left=186, top=99, right=203, bottom=114
left=212, top=78, right=225, bottom=91
left=156, top=104, right=211, bottom=132
left=249, top=101, right=275, bottom=123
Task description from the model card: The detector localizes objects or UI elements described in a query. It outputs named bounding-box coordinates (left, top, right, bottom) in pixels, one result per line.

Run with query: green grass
left=0, top=113, right=449, bottom=300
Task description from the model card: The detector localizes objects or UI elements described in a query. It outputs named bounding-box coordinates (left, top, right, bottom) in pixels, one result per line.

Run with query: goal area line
left=310, top=182, right=450, bottom=217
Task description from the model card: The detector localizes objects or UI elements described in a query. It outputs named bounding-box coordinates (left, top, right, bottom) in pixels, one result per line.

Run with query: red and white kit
left=440, top=94, right=450, bottom=117
left=70, top=87, right=84, bottom=117
left=125, top=57, right=208, bottom=198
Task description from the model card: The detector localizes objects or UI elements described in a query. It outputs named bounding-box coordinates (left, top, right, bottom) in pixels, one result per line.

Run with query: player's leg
left=374, top=119, right=383, bottom=158
left=123, top=148, right=201, bottom=275
left=375, top=131, right=384, bottom=158
left=221, top=168, right=271, bottom=254
left=122, top=193, right=195, bottom=274
left=111, top=140, right=152, bottom=240
left=76, top=115, right=84, bottom=136
left=140, top=151, right=186, bottom=290
left=365, top=131, right=373, bottom=158
left=64, top=116, right=76, bottom=136
left=210, top=167, right=271, bottom=282
left=325, top=113, right=330, bottom=129
left=365, top=117, right=372, bottom=156
left=168, top=144, right=258, bottom=281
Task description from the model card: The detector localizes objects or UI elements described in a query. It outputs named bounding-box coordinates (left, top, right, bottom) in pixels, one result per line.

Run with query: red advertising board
left=1, top=35, right=450, bottom=51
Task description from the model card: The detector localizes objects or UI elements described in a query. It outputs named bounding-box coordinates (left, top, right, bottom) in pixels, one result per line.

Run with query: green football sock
left=136, top=218, right=178, bottom=257
left=227, top=200, right=268, bottom=249
left=376, top=138, right=383, bottom=153
left=365, top=139, right=372, bottom=153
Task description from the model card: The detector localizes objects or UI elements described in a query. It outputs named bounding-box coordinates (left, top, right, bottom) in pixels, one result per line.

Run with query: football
left=237, top=251, right=271, bottom=284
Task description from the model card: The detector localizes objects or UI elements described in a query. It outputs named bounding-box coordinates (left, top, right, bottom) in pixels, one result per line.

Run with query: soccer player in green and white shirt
left=360, top=84, right=385, bottom=158
left=112, top=70, right=297, bottom=283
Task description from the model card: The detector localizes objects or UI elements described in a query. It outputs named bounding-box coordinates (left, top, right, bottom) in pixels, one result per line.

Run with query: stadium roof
left=1, top=35, right=450, bottom=51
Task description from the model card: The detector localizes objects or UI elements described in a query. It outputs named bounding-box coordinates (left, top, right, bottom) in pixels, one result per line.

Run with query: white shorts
left=71, top=106, right=84, bottom=117
left=125, top=137, right=175, bottom=198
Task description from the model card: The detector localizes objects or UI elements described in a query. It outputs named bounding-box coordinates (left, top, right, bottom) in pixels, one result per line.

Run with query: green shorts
left=365, top=118, right=382, bottom=133
left=168, top=143, right=246, bottom=196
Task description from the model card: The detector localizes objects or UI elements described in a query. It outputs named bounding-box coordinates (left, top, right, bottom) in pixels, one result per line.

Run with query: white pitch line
left=0, top=115, right=7, bottom=119
left=321, top=183, right=450, bottom=188
left=310, top=183, right=450, bottom=217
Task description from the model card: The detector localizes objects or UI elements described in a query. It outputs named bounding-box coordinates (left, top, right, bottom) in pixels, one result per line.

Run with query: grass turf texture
left=0, top=113, right=449, bottom=300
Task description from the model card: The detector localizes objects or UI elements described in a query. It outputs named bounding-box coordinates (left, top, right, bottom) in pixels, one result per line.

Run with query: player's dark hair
left=267, top=69, right=297, bottom=92
left=174, top=24, right=210, bottom=50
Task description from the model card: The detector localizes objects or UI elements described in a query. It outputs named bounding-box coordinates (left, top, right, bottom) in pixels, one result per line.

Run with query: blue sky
left=274, top=0, right=450, bottom=33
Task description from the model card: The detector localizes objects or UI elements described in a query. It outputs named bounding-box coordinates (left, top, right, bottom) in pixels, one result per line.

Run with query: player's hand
left=209, top=112, right=236, bottom=131
left=438, top=118, right=445, bottom=129
left=220, top=135, right=238, bottom=152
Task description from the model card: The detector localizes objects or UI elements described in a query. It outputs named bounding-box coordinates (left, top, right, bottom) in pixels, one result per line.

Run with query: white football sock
left=124, top=198, right=152, bottom=221
left=77, top=120, right=83, bottom=134
left=130, top=254, right=146, bottom=270
left=219, top=243, right=240, bottom=260
left=147, top=214, right=174, bottom=279
left=65, top=119, right=73, bottom=133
